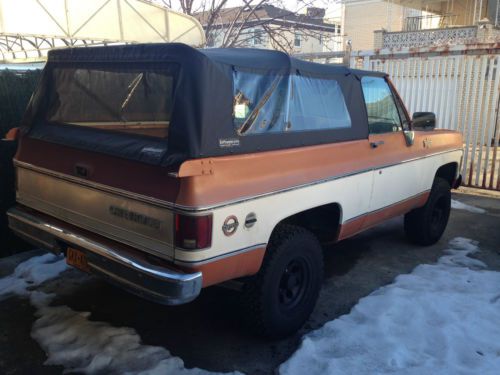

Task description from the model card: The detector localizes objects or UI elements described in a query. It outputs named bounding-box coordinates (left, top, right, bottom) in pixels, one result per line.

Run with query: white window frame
left=294, top=32, right=302, bottom=47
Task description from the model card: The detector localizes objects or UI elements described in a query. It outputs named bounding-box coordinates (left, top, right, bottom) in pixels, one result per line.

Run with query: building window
left=318, top=33, right=323, bottom=45
left=251, top=28, right=265, bottom=46
left=207, top=32, right=216, bottom=47
left=294, top=32, right=301, bottom=47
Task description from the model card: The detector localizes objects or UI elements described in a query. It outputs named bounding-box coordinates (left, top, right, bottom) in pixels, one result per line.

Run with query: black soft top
left=24, top=43, right=385, bottom=166
left=46, top=43, right=384, bottom=77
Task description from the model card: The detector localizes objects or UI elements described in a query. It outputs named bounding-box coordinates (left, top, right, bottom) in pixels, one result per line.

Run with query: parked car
left=8, top=44, right=463, bottom=337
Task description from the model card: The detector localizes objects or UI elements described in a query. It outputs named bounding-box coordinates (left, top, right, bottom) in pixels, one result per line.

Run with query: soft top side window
left=361, top=76, right=402, bottom=134
left=232, top=71, right=352, bottom=136
left=233, top=71, right=288, bottom=135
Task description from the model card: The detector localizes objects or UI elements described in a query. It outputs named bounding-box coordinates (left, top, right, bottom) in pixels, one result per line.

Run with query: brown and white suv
left=8, top=43, right=463, bottom=337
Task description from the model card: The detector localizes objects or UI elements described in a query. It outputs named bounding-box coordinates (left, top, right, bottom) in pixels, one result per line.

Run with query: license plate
left=66, top=247, right=90, bottom=273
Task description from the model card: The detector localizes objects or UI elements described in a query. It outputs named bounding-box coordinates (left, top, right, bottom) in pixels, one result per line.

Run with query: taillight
left=175, top=213, right=212, bottom=250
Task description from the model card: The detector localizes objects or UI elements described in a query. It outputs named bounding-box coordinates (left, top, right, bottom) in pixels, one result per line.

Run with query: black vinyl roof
left=200, top=47, right=388, bottom=79
left=200, top=47, right=351, bottom=75
left=47, top=43, right=384, bottom=78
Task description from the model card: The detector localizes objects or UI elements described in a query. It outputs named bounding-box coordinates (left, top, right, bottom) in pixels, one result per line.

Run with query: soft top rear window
left=46, top=64, right=178, bottom=139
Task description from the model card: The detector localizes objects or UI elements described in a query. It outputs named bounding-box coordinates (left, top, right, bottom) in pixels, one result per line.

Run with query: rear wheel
left=241, top=224, right=324, bottom=338
left=404, top=177, right=451, bottom=246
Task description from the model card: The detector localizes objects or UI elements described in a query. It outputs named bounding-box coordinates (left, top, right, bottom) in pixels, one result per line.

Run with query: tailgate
left=15, top=162, right=175, bottom=260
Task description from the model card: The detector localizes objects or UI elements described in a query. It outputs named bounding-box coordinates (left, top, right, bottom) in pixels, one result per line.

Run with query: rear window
left=46, top=65, right=178, bottom=138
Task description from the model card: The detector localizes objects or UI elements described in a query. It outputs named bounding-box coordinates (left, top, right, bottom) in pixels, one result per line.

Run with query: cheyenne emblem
left=222, top=215, right=239, bottom=236
left=109, top=205, right=162, bottom=230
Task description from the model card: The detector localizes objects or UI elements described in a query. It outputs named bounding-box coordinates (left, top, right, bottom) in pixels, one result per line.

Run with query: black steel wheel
left=278, top=257, right=311, bottom=311
left=404, top=177, right=451, bottom=246
left=241, top=224, right=323, bottom=338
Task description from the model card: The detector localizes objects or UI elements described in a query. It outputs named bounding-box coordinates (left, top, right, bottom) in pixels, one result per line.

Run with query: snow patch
left=280, top=237, right=500, bottom=375
left=451, top=199, right=486, bottom=214
left=0, top=253, right=234, bottom=375
left=30, top=291, right=220, bottom=375
left=0, top=253, right=68, bottom=300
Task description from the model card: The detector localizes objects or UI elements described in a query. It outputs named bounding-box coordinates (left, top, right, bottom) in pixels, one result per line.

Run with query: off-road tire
left=404, top=177, right=451, bottom=246
left=241, top=224, right=324, bottom=338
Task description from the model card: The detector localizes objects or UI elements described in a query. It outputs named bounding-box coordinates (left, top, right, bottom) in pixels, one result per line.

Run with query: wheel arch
left=268, top=202, right=343, bottom=243
left=435, top=162, right=459, bottom=187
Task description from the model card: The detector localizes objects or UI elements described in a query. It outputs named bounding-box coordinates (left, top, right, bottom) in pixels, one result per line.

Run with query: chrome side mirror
left=404, top=130, right=415, bottom=146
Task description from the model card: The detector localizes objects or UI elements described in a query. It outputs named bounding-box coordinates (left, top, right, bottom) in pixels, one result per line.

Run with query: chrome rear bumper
left=7, top=206, right=202, bottom=305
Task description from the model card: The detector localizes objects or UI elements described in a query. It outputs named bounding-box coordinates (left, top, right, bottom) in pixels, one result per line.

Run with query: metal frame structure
left=0, top=33, right=124, bottom=62
left=0, top=0, right=205, bottom=63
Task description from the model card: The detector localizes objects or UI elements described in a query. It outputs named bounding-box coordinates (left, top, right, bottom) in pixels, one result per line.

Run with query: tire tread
left=404, top=177, right=451, bottom=246
left=241, top=224, right=323, bottom=338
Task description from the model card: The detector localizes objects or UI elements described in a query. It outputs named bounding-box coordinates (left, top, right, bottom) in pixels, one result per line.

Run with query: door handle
left=370, top=140, right=385, bottom=148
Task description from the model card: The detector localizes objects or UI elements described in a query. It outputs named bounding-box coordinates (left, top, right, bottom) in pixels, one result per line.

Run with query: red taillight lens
left=175, top=213, right=212, bottom=250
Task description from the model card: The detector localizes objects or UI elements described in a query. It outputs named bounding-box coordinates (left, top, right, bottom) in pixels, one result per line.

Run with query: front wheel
left=404, top=177, right=451, bottom=246
left=241, top=224, right=324, bottom=338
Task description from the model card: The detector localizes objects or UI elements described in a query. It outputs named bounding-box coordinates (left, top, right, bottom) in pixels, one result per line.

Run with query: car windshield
left=45, top=64, right=178, bottom=138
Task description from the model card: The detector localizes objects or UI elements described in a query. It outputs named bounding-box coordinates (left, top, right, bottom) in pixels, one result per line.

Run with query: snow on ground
left=2, top=238, right=499, bottom=375
left=0, top=253, right=68, bottom=299
left=0, top=253, right=233, bottom=375
left=30, top=291, right=223, bottom=375
left=280, top=237, right=500, bottom=375
left=451, top=199, right=487, bottom=214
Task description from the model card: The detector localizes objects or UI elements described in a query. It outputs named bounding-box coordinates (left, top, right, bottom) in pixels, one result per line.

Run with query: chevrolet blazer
left=8, top=44, right=463, bottom=337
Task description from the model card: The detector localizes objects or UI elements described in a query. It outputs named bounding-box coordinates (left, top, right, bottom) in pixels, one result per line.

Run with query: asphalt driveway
left=0, top=192, right=499, bottom=375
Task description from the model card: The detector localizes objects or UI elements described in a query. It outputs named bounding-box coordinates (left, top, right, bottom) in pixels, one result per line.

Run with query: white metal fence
left=350, top=44, right=500, bottom=191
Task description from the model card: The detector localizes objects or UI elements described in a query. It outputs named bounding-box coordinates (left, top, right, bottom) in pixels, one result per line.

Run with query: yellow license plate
left=66, top=247, right=90, bottom=273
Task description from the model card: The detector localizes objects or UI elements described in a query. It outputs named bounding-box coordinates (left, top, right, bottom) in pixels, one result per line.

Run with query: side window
left=232, top=71, right=351, bottom=135
left=232, top=71, right=288, bottom=135
left=361, top=76, right=402, bottom=134
left=288, top=75, right=351, bottom=131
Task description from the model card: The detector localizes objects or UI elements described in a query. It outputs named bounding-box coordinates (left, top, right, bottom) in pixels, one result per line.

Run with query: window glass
left=233, top=71, right=288, bottom=135
left=361, top=76, right=402, bottom=134
left=288, top=75, right=351, bottom=131
left=232, top=71, right=352, bottom=135
left=46, top=66, right=177, bottom=138
left=394, top=93, right=410, bottom=130
left=294, top=32, right=302, bottom=47
left=207, top=32, right=216, bottom=47
left=251, top=28, right=266, bottom=46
